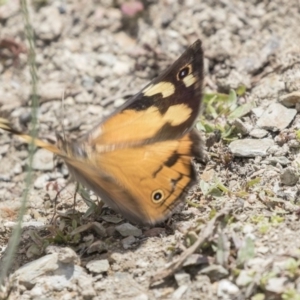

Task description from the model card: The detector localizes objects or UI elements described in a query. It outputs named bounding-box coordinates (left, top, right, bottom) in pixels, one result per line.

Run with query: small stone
left=280, top=167, right=299, bottom=186
left=30, top=285, right=47, bottom=297
left=113, top=61, right=130, bottom=76
left=45, top=246, right=80, bottom=265
left=236, top=270, right=253, bottom=287
left=265, top=277, right=287, bottom=293
left=87, top=240, right=107, bottom=254
left=249, top=128, right=268, bottom=139
left=33, top=172, right=63, bottom=189
left=75, top=91, right=93, bottom=103
left=86, top=259, right=110, bottom=274
left=76, top=274, right=97, bottom=298
left=257, top=246, right=269, bottom=254
left=82, top=76, right=95, bottom=92
left=116, top=223, right=142, bottom=237
left=35, top=7, right=63, bottom=41
left=233, top=119, right=252, bottom=135
left=252, top=107, right=265, bottom=118
left=41, top=275, right=70, bottom=292
left=122, top=235, right=136, bottom=249
left=174, top=271, right=191, bottom=286
left=229, top=139, right=274, bottom=157
left=14, top=254, right=61, bottom=288
left=97, top=53, right=117, bottom=66
left=268, top=156, right=290, bottom=166
left=257, top=103, right=296, bottom=132
left=217, top=279, right=239, bottom=297
left=242, top=224, right=254, bottom=234
left=34, top=173, right=51, bottom=189
left=279, top=91, right=300, bottom=107
left=183, top=254, right=208, bottom=267
left=0, top=144, right=9, bottom=155
left=132, top=294, right=149, bottom=300
left=101, top=215, right=123, bottom=224
left=144, top=227, right=165, bottom=237
left=199, top=264, right=229, bottom=279
left=172, top=285, right=188, bottom=300
left=13, top=163, right=22, bottom=175
left=31, top=149, right=54, bottom=171
left=92, top=222, right=107, bottom=237
left=87, top=105, right=103, bottom=116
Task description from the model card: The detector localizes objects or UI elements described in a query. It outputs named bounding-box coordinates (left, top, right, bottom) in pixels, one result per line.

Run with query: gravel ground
left=1, top=0, right=300, bottom=299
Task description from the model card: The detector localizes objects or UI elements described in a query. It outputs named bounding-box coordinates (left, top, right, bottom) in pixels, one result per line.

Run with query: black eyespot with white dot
left=177, top=65, right=192, bottom=81
left=151, top=189, right=165, bottom=203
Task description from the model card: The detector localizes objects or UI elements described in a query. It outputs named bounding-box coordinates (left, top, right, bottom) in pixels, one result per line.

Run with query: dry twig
left=150, top=206, right=234, bottom=285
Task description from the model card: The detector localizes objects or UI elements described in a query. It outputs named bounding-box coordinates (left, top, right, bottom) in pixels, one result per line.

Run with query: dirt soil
left=1, top=0, right=300, bottom=299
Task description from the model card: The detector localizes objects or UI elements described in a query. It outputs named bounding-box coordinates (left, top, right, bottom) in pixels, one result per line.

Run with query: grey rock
left=183, top=254, right=208, bottom=267
left=252, top=107, right=265, bottom=118
left=76, top=273, right=97, bottom=298
left=265, top=277, right=287, bottom=293
left=75, top=91, right=93, bottom=103
left=199, top=264, right=229, bottom=279
left=280, top=167, right=299, bottom=186
left=116, top=223, right=142, bottom=237
left=35, top=7, right=63, bottom=41
left=217, top=279, right=239, bottom=297
left=86, top=259, right=110, bottom=274
left=4, top=220, right=45, bottom=229
left=14, top=249, right=82, bottom=289
left=45, top=246, right=80, bottom=264
left=97, top=53, right=117, bottom=66
left=172, top=285, right=188, bottom=300
left=233, top=119, right=252, bottom=135
left=122, top=235, right=136, bottom=249
left=12, top=163, right=22, bottom=175
left=132, top=294, right=149, bottom=300
left=229, top=139, right=274, bottom=157
left=257, top=103, right=296, bottom=131
left=15, top=254, right=59, bottom=288
left=249, top=128, right=268, bottom=139
left=92, top=222, right=107, bottom=237
left=29, top=284, right=47, bottom=297
left=31, top=149, right=54, bottom=171
left=269, top=156, right=290, bottom=166
left=101, top=215, right=123, bottom=224
left=236, top=270, right=253, bottom=287
left=33, top=172, right=63, bottom=189
left=0, top=144, right=9, bottom=155
left=279, top=91, right=300, bottom=107
left=82, top=76, right=95, bottom=92
left=87, top=240, right=107, bottom=254
left=174, top=271, right=191, bottom=286
left=34, top=173, right=51, bottom=189
left=39, top=275, right=71, bottom=292
left=113, top=61, right=131, bottom=76
left=252, top=74, right=285, bottom=99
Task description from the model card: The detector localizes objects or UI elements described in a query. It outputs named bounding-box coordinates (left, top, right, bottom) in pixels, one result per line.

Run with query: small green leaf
left=237, top=236, right=255, bottom=266
left=228, top=101, right=255, bottom=120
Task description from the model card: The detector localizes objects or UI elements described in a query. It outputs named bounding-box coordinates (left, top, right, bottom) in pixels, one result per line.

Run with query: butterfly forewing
left=85, top=40, right=204, bottom=150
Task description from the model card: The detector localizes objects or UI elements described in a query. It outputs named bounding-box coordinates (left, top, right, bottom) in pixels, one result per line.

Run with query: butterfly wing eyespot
left=177, top=65, right=192, bottom=81
left=151, top=189, right=165, bottom=204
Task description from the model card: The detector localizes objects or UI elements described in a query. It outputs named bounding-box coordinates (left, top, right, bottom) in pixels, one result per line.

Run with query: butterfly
left=0, top=39, right=204, bottom=225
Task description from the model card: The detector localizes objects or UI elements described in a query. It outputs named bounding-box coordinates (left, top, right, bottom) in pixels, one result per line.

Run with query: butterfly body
left=0, top=40, right=204, bottom=225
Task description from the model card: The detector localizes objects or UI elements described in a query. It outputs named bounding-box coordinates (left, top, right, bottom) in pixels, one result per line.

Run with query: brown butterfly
left=0, top=40, right=204, bottom=225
